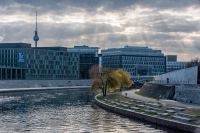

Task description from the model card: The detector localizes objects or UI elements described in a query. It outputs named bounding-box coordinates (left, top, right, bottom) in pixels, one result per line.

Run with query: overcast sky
left=0, top=0, right=200, bottom=61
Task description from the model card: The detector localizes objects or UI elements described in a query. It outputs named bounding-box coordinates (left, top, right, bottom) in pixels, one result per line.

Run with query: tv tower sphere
left=33, top=11, right=39, bottom=47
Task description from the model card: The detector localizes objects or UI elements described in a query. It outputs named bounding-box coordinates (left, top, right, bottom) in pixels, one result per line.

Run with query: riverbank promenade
left=0, top=86, right=90, bottom=93
left=122, top=89, right=200, bottom=109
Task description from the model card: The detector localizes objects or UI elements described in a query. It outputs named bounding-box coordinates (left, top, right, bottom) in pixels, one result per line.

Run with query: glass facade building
left=67, top=45, right=99, bottom=79
left=0, top=43, right=79, bottom=80
left=101, top=45, right=166, bottom=76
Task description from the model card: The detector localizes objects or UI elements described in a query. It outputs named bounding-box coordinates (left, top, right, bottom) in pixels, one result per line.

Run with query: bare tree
left=186, top=57, right=200, bottom=68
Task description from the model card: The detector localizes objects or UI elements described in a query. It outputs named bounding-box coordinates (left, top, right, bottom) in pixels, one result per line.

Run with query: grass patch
left=135, top=91, right=156, bottom=99
left=145, top=112, right=157, bottom=116
left=135, top=109, right=144, bottom=113
left=185, top=121, right=198, bottom=125
left=161, top=115, right=172, bottom=119
left=185, top=108, right=200, bottom=116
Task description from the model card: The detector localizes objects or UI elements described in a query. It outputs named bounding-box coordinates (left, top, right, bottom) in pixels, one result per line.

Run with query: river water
left=0, top=88, right=183, bottom=133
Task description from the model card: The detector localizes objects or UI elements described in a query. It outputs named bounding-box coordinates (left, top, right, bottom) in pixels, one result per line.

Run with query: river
left=0, top=88, right=183, bottom=132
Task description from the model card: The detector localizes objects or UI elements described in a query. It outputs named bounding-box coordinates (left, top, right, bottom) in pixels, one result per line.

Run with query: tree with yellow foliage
left=89, top=65, right=120, bottom=96
left=115, top=69, right=133, bottom=91
left=89, top=65, right=132, bottom=96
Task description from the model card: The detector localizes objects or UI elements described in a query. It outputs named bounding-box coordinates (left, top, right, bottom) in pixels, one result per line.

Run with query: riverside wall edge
left=95, top=94, right=200, bottom=132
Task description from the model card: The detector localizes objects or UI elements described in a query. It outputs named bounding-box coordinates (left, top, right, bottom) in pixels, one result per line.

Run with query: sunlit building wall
left=101, top=45, right=166, bottom=76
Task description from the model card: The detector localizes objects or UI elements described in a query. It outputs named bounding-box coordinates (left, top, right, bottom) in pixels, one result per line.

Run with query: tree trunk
left=102, top=89, right=105, bottom=96
left=120, top=85, right=123, bottom=91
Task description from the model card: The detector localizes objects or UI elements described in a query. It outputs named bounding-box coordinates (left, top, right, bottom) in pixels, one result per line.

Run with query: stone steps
left=137, top=105, right=145, bottom=108
left=157, top=113, right=170, bottom=117
left=168, top=107, right=184, bottom=111
left=130, top=107, right=140, bottom=110
left=136, top=101, right=144, bottom=104
left=129, top=100, right=135, bottom=102
left=173, top=116, right=191, bottom=122
left=121, top=104, right=129, bottom=108
left=145, top=103, right=162, bottom=108
left=153, top=108, right=162, bottom=112
left=124, top=102, right=132, bottom=105
left=178, top=113, right=199, bottom=120
left=111, top=101, right=115, bottom=104
left=165, top=110, right=175, bottom=114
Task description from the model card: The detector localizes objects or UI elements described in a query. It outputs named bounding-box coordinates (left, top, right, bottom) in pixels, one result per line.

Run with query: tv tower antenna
left=33, top=11, right=39, bottom=47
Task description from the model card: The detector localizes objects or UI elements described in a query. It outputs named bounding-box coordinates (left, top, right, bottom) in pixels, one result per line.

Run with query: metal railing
left=148, top=80, right=190, bottom=85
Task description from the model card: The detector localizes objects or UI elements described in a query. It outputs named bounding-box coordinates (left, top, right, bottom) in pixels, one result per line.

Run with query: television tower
left=33, top=11, right=39, bottom=47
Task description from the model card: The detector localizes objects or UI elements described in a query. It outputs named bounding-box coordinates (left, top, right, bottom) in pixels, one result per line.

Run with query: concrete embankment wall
left=0, top=80, right=92, bottom=89
left=139, top=82, right=175, bottom=99
left=174, top=84, right=200, bottom=104
left=155, top=66, right=198, bottom=84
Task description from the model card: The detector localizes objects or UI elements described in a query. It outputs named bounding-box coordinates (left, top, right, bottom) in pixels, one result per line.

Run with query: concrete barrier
left=0, top=79, right=92, bottom=89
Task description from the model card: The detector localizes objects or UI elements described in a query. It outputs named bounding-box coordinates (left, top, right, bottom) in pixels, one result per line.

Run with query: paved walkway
left=122, top=89, right=200, bottom=109
left=0, top=86, right=90, bottom=93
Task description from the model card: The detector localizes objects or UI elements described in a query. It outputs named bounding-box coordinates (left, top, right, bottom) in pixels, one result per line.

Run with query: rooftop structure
left=0, top=43, right=31, bottom=48
left=32, top=47, right=67, bottom=51
left=101, top=45, right=164, bottom=57
left=166, top=55, right=177, bottom=62
left=68, top=45, right=98, bottom=57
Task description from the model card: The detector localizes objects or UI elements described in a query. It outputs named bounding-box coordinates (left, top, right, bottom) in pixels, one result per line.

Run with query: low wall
left=174, top=84, right=200, bottom=104
left=95, top=95, right=200, bottom=132
left=155, top=66, right=198, bottom=84
left=139, top=82, right=175, bottom=99
left=0, top=80, right=92, bottom=89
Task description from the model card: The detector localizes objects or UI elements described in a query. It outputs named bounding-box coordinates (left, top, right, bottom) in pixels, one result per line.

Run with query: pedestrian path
left=122, top=89, right=200, bottom=109
left=0, top=86, right=90, bottom=93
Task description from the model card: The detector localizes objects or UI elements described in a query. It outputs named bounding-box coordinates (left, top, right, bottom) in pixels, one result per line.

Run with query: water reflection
left=0, top=89, right=181, bottom=132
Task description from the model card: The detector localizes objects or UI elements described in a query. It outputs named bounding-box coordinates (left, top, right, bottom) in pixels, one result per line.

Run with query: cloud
left=0, top=0, right=200, bottom=61
left=0, top=28, right=5, bottom=42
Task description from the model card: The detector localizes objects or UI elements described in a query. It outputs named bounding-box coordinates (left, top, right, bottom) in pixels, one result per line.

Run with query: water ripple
left=0, top=89, right=180, bottom=133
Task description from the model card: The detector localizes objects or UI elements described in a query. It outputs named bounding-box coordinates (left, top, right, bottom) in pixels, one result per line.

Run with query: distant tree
left=89, top=64, right=101, bottom=79
left=89, top=65, right=120, bottom=96
left=115, top=69, right=133, bottom=91
left=186, top=57, right=200, bottom=68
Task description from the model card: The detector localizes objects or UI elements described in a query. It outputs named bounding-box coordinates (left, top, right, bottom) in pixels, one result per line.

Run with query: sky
left=0, top=0, right=200, bottom=61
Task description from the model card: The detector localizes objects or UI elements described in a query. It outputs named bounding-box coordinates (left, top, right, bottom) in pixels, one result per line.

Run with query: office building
left=166, top=61, right=187, bottom=73
left=67, top=45, right=99, bottom=79
left=165, top=55, right=186, bottom=73
left=0, top=43, right=79, bottom=80
left=101, top=45, right=166, bottom=76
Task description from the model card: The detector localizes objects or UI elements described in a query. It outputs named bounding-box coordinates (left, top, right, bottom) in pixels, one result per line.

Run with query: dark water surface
left=0, top=89, right=183, bottom=133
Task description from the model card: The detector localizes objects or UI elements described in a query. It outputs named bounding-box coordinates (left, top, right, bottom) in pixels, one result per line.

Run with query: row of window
left=26, top=74, right=78, bottom=79
left=27, top=69, right=78, bottom=75
left=26, top=49, right=79, bottom=57
left=122, top=56, right=165, bottom=61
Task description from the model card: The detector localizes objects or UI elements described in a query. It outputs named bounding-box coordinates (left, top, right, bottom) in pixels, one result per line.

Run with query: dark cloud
left=0, top=0, right=200, bottom=61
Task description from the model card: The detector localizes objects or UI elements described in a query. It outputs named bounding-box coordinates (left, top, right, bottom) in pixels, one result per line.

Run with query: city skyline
left=0, top=0, right=200, bottom=61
